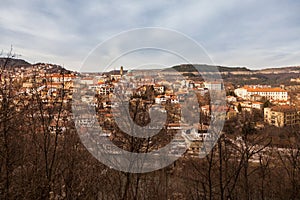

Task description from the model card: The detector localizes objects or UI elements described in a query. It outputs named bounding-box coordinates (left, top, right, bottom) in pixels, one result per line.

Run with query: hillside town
left=1, top=60, right=300, bottom=155
left=2, top=0, right=300, bottom=199
left=1, top=58, right=300, bottom=199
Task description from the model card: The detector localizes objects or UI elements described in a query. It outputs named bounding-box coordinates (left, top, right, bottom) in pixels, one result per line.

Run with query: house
left=182, top=128, right=203, bottom=156
left=155, top=95, right=167, bottom=104
left=201, top=105, right=210, bottom=116
left=170, top=95, right=179, bottom=104
left=226, top=108, right=237, bottom=119
left=271, top=100, right=290, bottom=106
left=110, top=74, right=122, bottom=81
left=226, top=96, right=237, bottom=102
left=98, top=86, right=114, bottom=95
left=45, top=73, right=75, bottom=82
left=80, top=77, right=94, bottom=85
left=234, top=101, right=263, bottom=112
left=153, top=84, right=165, bottom=94
left=252, top=102, right=264, bottom=110
left=236, top=101, right=252, bottom=112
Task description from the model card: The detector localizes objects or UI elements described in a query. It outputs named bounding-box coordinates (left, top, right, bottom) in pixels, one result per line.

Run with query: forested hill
left=0, top=57, right=72, bottom=74
left=164, top=64, right=251, bottom=72
left=0, top=57, right=31, bottom=68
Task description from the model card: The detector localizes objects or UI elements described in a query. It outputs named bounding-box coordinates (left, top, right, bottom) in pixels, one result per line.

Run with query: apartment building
left=264, top=106, right=300, bottom=127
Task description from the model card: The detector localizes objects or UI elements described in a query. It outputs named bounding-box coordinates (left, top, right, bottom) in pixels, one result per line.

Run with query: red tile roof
left=270, top=105, right=298, bottom=112
left=245, top=87, right=286, bottom=92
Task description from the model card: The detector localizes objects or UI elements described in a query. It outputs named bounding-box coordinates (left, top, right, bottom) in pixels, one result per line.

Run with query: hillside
left=0, top=58, right=72, bottom=74
left=0, top=57, right=31, bottom=68
left=1, top=58, right=300, bottom=85
left=164, top=64, right=250, bottom=72
left=255, top=66, right=300, bottom=74
left=162, top=64, right=300, bottom=86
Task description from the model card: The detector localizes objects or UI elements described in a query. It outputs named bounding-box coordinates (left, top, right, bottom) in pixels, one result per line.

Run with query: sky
left=0, top=0, right=300, bottom=71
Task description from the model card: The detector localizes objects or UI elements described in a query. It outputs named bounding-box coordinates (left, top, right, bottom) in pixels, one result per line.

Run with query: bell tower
left=120, top=66, right=123, bottom=77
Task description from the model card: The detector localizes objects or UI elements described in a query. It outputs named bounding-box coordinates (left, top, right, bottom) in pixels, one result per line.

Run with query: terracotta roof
left=272, top=100, right=288, bottom=103
left=46, top=74, right=76, bottom=78
left=82, top=77, right=93, bottom=80
left=48, top=82, right=63, bottom=86
left=271, top=105, right=298, bottom=112
left=228, top=108, right=236, bottom=112
left=167, top=123, right=181, bottom=127
left=245, top=87, right=286, bottom=92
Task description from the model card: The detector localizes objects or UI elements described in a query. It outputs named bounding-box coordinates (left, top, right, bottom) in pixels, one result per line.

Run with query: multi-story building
left=235, top=86, right=288, bottom=101
left=98, top=86, right=114, bottom=95
left=264, top=106, right=300, bottom=127
left=204, top=81, right=224, bottom=90
left=153, top=84, right=165, bottom=94
left=45, top=73, right=75, bottom=82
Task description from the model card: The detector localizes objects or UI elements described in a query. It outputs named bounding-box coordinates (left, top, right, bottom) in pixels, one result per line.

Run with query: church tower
left=120, top=66, right=123, bottom=76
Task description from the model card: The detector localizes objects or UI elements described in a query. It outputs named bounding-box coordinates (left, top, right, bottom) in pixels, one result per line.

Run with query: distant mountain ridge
left=165, top=64, right=251, bottom=72
left=1, top=57, right=300, bottom=74
left=254, top=66, right=300, bottom=74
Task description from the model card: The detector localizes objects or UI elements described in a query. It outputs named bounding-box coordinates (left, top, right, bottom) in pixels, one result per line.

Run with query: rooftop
left=269, top=105, right=298, bottom=113
left=245, top=87, right=286, bottom=93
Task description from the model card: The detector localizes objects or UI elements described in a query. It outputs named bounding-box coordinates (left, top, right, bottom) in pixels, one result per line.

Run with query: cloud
left=81, top=28, right=213, bottom=72
left=0, top=0, right=299, bottom=70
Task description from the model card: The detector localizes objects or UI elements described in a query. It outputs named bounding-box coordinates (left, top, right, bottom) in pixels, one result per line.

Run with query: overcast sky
left=0, top=0, right=299, bottom=71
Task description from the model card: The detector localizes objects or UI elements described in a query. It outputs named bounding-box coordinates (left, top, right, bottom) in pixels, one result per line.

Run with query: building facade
left=204, top=81, right=224, bottom=90
left=264, top=106, right=300, bottom=127
left=235, top=87, right=288, bottom=101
